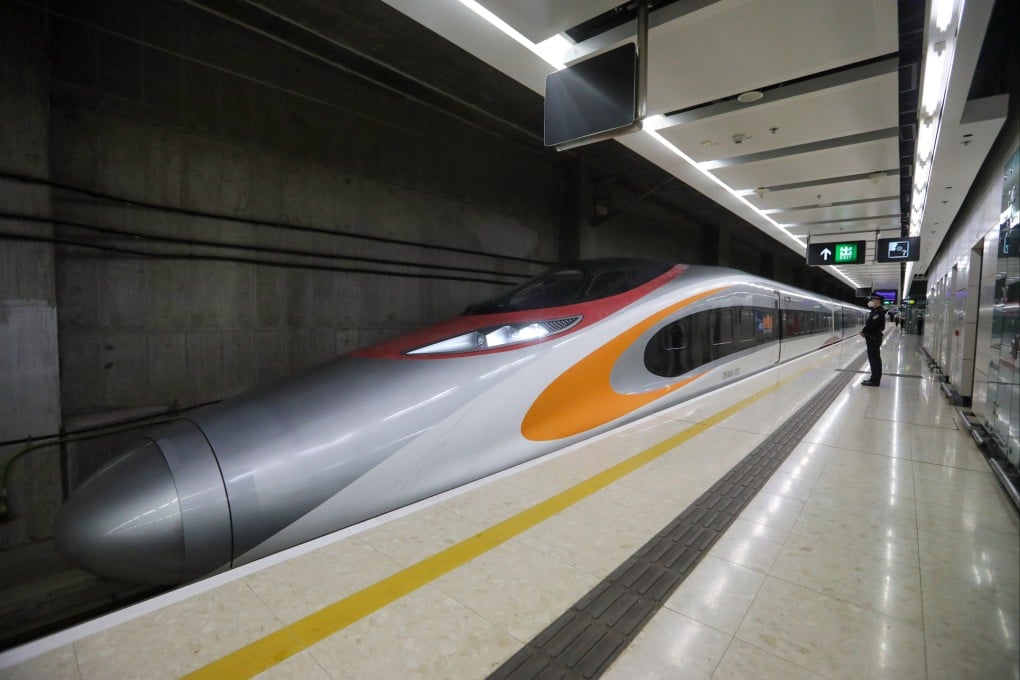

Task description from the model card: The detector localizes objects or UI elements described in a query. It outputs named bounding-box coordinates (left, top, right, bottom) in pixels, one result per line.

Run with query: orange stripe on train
left=521, top=287, right=726, bottom=441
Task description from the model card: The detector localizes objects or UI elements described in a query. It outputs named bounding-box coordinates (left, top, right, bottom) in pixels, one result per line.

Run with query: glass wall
left=987, top=149, right=1019, bottom=467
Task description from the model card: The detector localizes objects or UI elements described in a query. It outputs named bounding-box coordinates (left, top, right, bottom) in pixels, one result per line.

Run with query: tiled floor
left=0, top=331, right=1016, bottom=680
left=607, top=333, right=1020, bottom=680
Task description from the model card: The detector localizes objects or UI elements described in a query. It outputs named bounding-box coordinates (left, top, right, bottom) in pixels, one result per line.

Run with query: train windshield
left=466, top=259, right=672, bottom=314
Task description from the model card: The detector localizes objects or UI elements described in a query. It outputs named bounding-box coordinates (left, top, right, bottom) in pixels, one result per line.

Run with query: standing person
left=860, top=293, right=886, bottom=386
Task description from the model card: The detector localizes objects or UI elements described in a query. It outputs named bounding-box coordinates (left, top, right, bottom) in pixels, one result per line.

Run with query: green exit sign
left=833, top=243, right=858, bottom=263
left=806, top=240, right=867, bottom=266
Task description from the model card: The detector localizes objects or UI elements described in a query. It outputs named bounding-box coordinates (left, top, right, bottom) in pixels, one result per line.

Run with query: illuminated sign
left=876, top=237, right=920, bottom=262
left=806, top=240, right=867, bottom=266
left=873, top=289, right=898, bottom=304
left=1000, top=223, right=1019, bottom=259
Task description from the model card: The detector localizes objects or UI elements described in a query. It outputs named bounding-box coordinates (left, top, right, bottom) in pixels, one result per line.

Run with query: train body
left=55, top=260, right=867, bottom=585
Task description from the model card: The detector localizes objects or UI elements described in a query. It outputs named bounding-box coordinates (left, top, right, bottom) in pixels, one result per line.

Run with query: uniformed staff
left=860, top=293, right=886, bottom=386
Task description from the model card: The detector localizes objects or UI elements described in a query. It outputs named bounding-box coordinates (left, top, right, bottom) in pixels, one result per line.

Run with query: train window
left=494, top=270, right=584, bottom=310
left=782, top=311, right=796, bottom=336
left=645, top=305, right=780, bottom=379
left=661, top=319, right=688, bottom=350
left=755, top=309, right=776, bottom=338
left=737, top=307, right=755, bottom=341
left=644, top=317, right=693, bottom=377
left=465, top=258, right=672, bottom=314
left=585, top=269, right=630, bottom=298
left=711, top=308, right=733, bottom=345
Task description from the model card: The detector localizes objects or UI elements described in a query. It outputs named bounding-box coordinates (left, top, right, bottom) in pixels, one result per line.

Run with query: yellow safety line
left=184, top=363, right=813, bottom=679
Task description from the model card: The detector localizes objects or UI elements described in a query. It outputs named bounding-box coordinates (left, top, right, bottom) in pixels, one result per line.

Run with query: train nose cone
left=55, top=440, right=185, bottom=585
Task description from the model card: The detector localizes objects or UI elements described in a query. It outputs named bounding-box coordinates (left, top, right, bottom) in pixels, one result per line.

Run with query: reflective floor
left=1, top=331, right=1017, bottom=680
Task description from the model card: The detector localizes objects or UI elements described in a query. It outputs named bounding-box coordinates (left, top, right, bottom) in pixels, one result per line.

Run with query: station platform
left=1, top=331, right=1017, bottom=680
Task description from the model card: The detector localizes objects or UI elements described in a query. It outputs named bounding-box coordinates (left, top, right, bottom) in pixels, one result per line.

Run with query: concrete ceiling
left=377, top=0, right=1009, bottom=296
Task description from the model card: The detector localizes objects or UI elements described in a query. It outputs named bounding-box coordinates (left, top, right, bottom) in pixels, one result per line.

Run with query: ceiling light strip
left=455, top=1, right=861, bottom=290
left=909, top=0, right=962, bottom=239
left=456, top=0, right=566, bottom=68
left=905, top=0, right=964, bottom=299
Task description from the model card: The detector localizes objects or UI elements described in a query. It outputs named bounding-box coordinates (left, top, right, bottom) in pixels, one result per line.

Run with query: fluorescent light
left=456, top=1, right=859, bottom=290
left=935, top=0, right=956, bottom=33
left=916, top=115, right=938, bottom=163
left=920, top=46, right=947, bottom=116
left=534, top=34, right=571, bottom=70
left=641, top=114, right=667, bottom=131
left=644, top=129, right=805, bottom=252
left=828, top=266, right=860, bottom=288
left=457, top=0, right=565, bottom=69
left=903, top=261, right=914, bottom=300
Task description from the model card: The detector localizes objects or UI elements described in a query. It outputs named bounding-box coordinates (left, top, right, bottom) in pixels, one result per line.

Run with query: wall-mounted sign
left=1001, top=223, right=1020, bottom=258
left=999, top=148, right=1018, bottom=258
left=806, top=240, right=867, bottom=266
left=876, top=236, right=921, bottom=262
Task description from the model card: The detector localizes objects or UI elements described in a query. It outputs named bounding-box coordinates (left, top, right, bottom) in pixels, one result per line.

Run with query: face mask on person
left=868, top=300, right=879, bottom=308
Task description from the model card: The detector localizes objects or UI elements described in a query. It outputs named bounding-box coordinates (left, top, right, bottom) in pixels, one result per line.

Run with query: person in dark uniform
left=860, top=293, right=886, bottom=386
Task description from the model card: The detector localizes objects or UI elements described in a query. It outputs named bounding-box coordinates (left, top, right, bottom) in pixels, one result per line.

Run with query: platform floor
left=1, top=331, right=1017, bottom=680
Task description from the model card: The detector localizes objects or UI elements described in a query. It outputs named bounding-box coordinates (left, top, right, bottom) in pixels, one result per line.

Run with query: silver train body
left=55, top=261, right=867, bottom=584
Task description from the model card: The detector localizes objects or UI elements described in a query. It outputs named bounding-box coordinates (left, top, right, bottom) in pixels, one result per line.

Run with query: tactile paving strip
left=836, top=369, right=924, bottom=379
left=488, top=361, right=860, bottom=680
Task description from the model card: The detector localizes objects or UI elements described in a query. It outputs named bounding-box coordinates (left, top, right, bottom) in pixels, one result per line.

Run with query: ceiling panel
left=643, top=0, right=898, bottom=113
left=775, top=201, right=901, bottom=226
left=711, top=138, right=899, bottom=190
left=380, top=0, right=1004, bottom=296
left=748, top=176, right=901, bottom=210
left=786, top=216, right=900, bottom=234
left=658, top=73, right=899, bottom=163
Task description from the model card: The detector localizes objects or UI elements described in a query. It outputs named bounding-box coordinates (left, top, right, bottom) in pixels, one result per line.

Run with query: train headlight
left=406, top=316, right=582, bottom=355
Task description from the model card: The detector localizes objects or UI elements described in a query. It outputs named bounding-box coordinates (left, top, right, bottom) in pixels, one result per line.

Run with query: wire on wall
left=0, top=171, right=555, bottom=268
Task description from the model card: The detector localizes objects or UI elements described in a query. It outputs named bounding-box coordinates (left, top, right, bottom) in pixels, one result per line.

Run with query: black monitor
left=544, top=44, right=637, bottom=148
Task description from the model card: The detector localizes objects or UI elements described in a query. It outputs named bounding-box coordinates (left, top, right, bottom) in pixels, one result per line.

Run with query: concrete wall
left=0, top=2, right=63, bottom=548
left=45, top=0, right=566, bottom=424
left=0, top=0, right=844, bottom=553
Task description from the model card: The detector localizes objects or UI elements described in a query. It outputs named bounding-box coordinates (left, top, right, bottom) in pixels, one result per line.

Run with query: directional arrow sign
left=806, top=240, right=866, bottom=266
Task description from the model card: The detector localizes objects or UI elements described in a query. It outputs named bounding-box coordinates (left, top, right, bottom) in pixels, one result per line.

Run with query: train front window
left=497, top=270, right=585, bottom=311
left=466, top=258, right=672, bottom=314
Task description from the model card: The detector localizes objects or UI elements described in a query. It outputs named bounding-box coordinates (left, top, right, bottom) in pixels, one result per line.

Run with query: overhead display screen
left=544, top=44, right=637, bottom=148
left=876, top=237, right=920, bottom=262
left=873, top=289, right=898, bottom=304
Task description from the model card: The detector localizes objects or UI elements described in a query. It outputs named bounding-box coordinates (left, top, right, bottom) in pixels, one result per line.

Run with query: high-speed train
left=55, top=259, right=867, bottom=585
